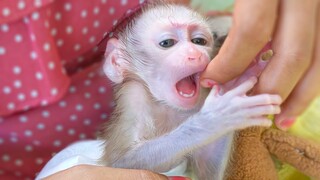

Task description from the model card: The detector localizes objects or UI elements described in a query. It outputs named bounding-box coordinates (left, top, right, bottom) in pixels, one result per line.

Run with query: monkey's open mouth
left=175, top=73, right=199, bottom=98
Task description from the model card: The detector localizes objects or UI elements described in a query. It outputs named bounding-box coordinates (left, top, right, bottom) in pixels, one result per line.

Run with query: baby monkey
left=100, top=2, right=281, bottom=180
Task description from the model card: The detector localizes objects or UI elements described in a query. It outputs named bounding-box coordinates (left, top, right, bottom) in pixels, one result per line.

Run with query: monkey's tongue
left=176, top=76, right=196, bottom=98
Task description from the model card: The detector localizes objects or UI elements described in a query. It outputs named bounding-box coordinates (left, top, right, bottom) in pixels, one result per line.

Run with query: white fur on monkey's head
left=98, top=0, right=207, bottom=50
left=98, top=1, right=146, bottom=51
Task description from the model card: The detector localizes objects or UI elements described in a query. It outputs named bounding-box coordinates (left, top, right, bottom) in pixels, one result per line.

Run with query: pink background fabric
left=0, top=0, right=141, bottom=179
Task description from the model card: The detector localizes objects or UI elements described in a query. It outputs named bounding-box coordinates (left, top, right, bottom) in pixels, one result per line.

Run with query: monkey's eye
left=159, top=39, right=176, bottom=48
left=191, top=38, right=207, bottom=46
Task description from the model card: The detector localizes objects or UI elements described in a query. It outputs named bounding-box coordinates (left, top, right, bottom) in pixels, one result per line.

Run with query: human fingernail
left=200, top=79, right=218, bottom=88
left=168, top=176, right=190, bottom=180
left=278, top=117, right=296, bottom=130
left=260, top=49, right=274, bottom=61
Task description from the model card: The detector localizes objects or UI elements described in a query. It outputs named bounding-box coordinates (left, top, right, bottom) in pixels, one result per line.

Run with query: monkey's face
left=132, top=5, right=214, bottom=110
left=104, top=5, right=214, bottom=111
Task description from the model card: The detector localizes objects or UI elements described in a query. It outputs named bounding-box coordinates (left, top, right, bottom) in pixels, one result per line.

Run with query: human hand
left=201, top=0, right=320, bottom=130
left=43, top=165, right=190, bottom=180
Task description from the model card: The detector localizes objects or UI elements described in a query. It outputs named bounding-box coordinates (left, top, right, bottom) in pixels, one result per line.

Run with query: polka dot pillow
left=0, top=0, right=142, bottom=116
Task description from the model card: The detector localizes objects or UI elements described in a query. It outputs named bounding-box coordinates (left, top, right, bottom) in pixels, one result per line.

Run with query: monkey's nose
left=188, top=56, right=200, bottom=61
left=187, top=47, right=202, bottom=61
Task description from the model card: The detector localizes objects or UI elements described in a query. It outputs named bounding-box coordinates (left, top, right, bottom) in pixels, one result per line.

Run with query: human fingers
left=200, top=0, right=278, bottom=87
left=254, top=0, right=318, bottom=98
left=274, top=2, right=320, bottom=130
left=252, top=0, right=319, bottom=130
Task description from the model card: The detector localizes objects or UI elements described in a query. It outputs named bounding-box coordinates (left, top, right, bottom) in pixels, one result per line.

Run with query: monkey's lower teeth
left=179, top=90, right=195, bottom=98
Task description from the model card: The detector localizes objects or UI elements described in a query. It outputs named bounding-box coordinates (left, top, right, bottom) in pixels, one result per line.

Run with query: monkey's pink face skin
left=133, top=6, right=214, bottom=110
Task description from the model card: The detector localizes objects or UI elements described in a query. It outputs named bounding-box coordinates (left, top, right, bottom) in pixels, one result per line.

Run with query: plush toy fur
left=226, top=127, right=320, bottom=180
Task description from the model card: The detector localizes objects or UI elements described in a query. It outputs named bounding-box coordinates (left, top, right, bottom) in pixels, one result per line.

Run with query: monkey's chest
left=151, top=112, right=189, bottom=136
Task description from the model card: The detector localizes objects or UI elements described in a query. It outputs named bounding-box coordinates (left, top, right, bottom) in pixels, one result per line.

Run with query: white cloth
left=36, top=140, right=188, bottom=179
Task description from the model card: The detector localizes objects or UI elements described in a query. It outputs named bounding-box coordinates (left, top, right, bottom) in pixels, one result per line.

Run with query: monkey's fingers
left=207, top=84, right=222, bottom=97
left=200, top=0, right=278, bottom=86
left=235, top=94, right=282, bottom=109
left=225, top=76, right=257, bottom=98
left=241, top=105, right=281, bottom=118
left=235, top=117, right=273, bottom=130
left=203, top=85, right=221, bottom=107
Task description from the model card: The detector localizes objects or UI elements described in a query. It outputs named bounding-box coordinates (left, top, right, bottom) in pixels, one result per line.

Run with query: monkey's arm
left=192, top=133, right=234, bottom=180
left=109, top=111, right=235, bottom=173
left=106, top=78, right=281, bottom=173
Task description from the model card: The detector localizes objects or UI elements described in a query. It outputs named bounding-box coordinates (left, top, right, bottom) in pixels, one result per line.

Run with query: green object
left=289, top=97, right=320, bottom=143
left=274, top=155, right=309, bottom=180
left=278, top=164, right=310, bottom=180
left=191, top=0, right=234, bottom=12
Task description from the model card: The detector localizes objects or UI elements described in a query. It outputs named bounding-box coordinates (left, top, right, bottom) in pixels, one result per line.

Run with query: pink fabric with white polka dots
left=0, top=0, right=142, bottom=179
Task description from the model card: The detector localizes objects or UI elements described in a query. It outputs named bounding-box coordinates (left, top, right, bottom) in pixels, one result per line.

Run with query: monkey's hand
left=195, top=77, right=282, bottom=142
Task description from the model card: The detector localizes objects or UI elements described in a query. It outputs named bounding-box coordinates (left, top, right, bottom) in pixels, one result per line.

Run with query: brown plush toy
left=225, top=126, right=320, bottom=180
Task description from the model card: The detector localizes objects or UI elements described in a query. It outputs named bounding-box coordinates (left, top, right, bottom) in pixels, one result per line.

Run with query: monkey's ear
left=103, top=38, right=127, bottom=84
